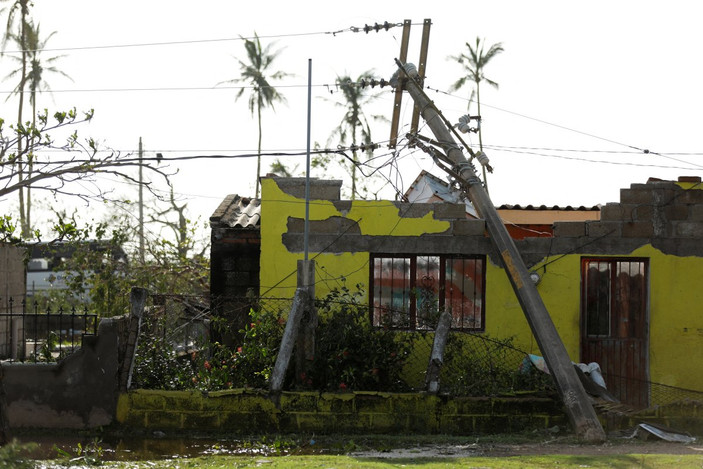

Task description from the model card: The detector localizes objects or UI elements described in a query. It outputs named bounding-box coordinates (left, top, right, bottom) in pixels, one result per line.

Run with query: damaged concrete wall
left=2, top=318, right=121, bottom=429
left=259, top=176, right=703, bottom=400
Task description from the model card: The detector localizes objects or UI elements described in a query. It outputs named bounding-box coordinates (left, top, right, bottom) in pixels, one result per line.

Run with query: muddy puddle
left=14, top=433, right=328, bottom=461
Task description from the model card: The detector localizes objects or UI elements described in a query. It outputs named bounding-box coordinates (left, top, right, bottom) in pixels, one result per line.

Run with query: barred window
left=370, top=254, right=485, bottom=331
left=582, top=258, right=647, bottom=338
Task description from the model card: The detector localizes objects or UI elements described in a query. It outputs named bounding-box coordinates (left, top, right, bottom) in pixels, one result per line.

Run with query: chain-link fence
left=129, top=293, right=703, bottom=410
left=131, top=293, right=554, bottom=397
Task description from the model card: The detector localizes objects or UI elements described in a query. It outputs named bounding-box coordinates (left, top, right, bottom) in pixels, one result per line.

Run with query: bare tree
left=147, top=186, right=207, bottom=259
left=0, top=108, right=172, bottom=229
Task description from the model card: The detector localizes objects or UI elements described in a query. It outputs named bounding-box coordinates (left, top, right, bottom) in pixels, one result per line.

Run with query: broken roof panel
left=210, top=194, right=261, bottom=229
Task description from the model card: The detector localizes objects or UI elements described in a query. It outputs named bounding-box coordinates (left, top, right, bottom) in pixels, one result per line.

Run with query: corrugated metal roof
left=210, top=194, right=261, bottom=229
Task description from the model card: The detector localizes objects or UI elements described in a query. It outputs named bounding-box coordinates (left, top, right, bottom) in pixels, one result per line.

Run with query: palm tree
left=1, top=0, right=31, bottom=236
left=219, top=33, right=290, bottom=198
left=327, top=72, right=382, bottom=200
left=4, top=20, right=71, bottom=237
left=448, top=37, right=504, bottom=152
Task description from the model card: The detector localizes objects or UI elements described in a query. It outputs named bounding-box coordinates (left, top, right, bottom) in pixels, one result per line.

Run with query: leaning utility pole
left=393, top=60, right=605, bottom=442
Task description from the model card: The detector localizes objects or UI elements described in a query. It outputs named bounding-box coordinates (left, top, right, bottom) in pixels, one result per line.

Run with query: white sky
left=2, top=0, right=703, bottom=242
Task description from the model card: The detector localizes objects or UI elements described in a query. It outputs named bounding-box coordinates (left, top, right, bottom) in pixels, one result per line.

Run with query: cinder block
left=225, top=271, right=254, bottom=285
left=145, top=410, right=183, bottom=429
left=474, top=414, right=510, bottom=433
left=275, top=178, right=342, bottom=200
left=439, top=414, right=476, bottom=434
left=630, top=204, right=656, bottom=221
left=452, top=219, right=486, bottom=236
left=678, top=189, right=703, bottom=205
left=622, top=221, right=654, bottom=238
left=673, top=222, right=703, bottom=238
left=690, top=205, right=703, bottom=221
left=286, top=217, right=305, bottom=233
left=396, top=202, right=433, bottom=219
left=433, top=203, right=467, bottom=220
left=130, top=390, right=168, bottom=410
left=319, top=393, right=356, bottom=413
left=620, top=188, right=654, bottom=204
left=278, top=392, right=319, bottom=412
left=664, top=204, right=690, bottom=221
left=444, top=396, right=493, bottom=415
left=355, top=393, right=393, bottom=414
left=182, top=411, right=220, bottom=429
left=600, top=203, right=626, bottom=221
left=587, top=221, right=622, bottom=238
left=553, top=221, right=586, bottom=238
left=390, top=393, right=434, bottom=415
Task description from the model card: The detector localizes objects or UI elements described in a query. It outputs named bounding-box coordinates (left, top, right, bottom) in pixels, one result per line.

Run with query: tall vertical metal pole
left=304, top=59, right=312, bottom=262
left=138, top=137, right=144, bottom=263
left=396, top=60, right=605, bottom=442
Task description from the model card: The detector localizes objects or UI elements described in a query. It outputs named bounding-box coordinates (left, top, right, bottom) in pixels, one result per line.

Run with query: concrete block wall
left=0, top=244, right=25, bottom=358
left=553, top=178, right=703, bottom=254
left=116, top=389, right=566, bottom=435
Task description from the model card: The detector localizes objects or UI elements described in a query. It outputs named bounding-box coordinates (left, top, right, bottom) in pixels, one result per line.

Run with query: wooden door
left=581, top=258, right=649, bottom=408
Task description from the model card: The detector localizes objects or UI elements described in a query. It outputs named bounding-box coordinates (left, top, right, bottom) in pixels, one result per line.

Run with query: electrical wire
left=1, top=21, right=417, bottom=55
left=428, top=85, right=703, bottom=169
left=485, top=146, right=702, bottom=171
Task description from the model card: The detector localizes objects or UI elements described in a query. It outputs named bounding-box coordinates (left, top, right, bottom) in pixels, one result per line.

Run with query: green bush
left=132, top=286, right=551, bottom=397
left=191, top=308, right=286, bottom=390
left=131, top=314, right=196, bottom=390
left=309, top=286, right=413, bottom=392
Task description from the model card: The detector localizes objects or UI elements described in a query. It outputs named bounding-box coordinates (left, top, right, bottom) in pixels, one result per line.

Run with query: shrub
left=309, top=285, right=413, bottom=392
left=191, top=307, right=286, bottom=390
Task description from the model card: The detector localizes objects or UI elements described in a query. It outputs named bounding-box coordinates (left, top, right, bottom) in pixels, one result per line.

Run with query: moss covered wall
left=116, top=389, right=703, bottom=436
left=116, top=389, right=565, bottom=435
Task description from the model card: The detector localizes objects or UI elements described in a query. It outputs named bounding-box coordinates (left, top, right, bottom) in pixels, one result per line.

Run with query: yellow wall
left=260, top=178, right=449, bottom=299
left=512, top=244, right=703, bottom=393
left=260, top=178, right=703, bottom=395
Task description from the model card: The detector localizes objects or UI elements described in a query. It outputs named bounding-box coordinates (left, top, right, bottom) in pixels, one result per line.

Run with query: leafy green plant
left=53, top=438, right=104, bottom=466
left=192, top=307, right=286, bottom=390
left=310, top=285, right=413, bottom=392
left=0, top=439, right=37, bottom=469
left=131, top=314, right=197, bottom=391
left=440, top=333, right=551, bottom=396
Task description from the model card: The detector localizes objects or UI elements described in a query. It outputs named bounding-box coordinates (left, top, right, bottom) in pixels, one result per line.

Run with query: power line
left=1, top=21, right=415, bottom=55
left=484, top=146, right=703, bottom=171
left=0, top=82, right=374, bottom=95
left=428, top=86, right=703, bottom=169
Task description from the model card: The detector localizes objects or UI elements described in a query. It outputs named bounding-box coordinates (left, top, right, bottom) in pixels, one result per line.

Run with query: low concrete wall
left=2, top=318, right=120, bottom=429
left=116, top=389, right=567, bottom=435
left=602, top=400, right=703, bottom=436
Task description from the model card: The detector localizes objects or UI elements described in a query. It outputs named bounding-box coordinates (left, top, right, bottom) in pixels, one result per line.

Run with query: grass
left=14, top=432, right=703, bottom=468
